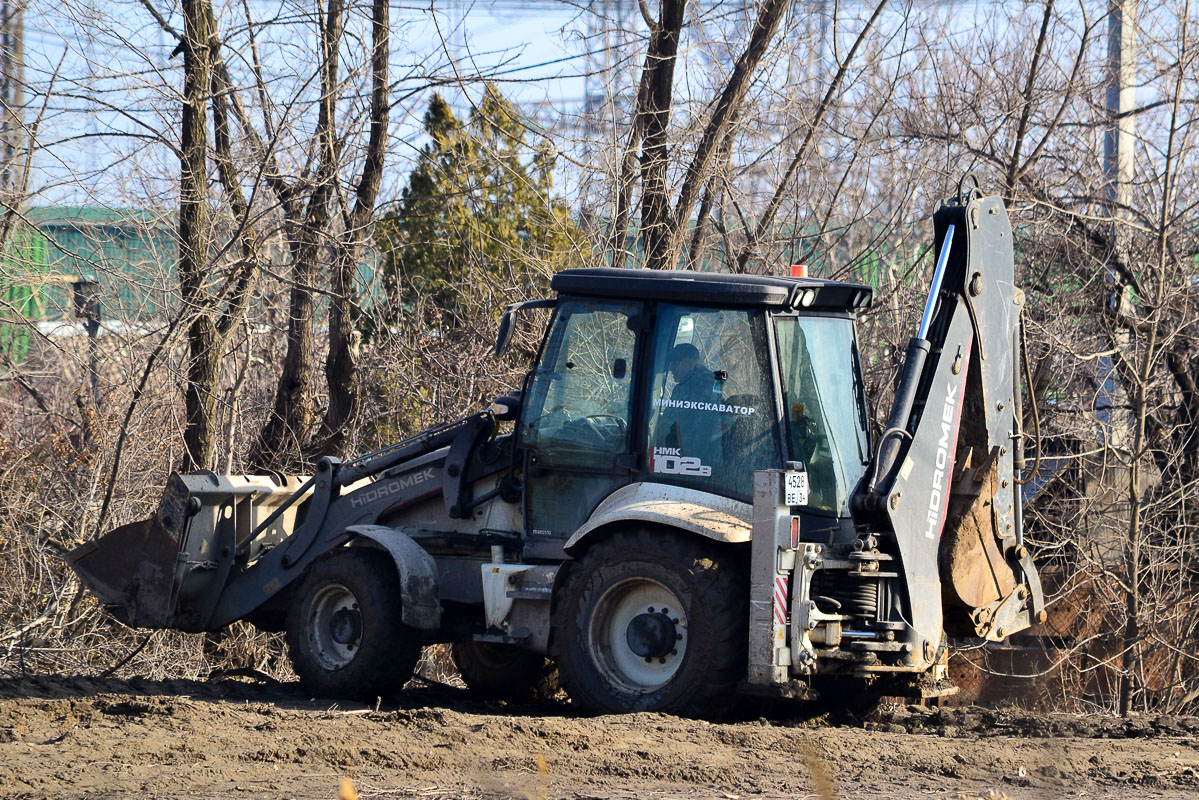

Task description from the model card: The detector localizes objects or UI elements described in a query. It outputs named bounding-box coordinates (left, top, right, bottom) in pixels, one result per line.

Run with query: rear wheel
left=552, top=530, right=747, bottom=716
left=451, top=640, right=559, bottom=702
left=285, top=548, right=420, bottom=700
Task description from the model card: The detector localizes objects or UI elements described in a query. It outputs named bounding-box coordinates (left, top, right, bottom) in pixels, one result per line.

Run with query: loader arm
left=852, top=189, right=1046, bottom=651
left=67, top=411, right=503, bottom=632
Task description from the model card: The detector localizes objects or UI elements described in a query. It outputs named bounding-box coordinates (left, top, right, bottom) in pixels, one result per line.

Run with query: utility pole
left=1103, top=0, right=1140, bottom=719
left=1097, top=0, right=1136, bottom=451
left=0, top=0, right=24, bottom=209
left=1104, top=0, right=1136, bottom=264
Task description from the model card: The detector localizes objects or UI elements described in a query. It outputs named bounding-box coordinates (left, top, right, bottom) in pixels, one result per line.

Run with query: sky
left=19, top=0, right=596, bottom=207
left=15, top=0, right=1140, bottom=212
left=17, top=0, right=884, bottom=208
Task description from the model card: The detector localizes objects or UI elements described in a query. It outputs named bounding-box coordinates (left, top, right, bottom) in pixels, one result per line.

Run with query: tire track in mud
left=1, top=676, right=1197, bottom=799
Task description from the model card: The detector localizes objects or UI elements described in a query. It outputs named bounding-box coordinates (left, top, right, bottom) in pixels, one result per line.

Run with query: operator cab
left=507, top=268, right=874, bottom=560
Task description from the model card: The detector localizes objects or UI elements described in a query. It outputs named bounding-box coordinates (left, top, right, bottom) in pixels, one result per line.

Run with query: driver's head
left=667, top=343, right=701, bottom=378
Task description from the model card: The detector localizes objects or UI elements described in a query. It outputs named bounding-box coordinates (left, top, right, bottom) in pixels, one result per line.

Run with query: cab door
left=518, top=298, right=643, bottom=558
left=640, top=304, right=780, bottom=503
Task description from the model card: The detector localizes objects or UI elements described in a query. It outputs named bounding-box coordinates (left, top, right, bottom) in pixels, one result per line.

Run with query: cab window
left=774, top=315, right=870, bottom=515
left=643, top=304, right=777, bottom=501
left=519, top=299, right=639, bottom=470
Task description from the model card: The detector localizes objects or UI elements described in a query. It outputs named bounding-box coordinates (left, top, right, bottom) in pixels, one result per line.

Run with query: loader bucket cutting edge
left=67, top=516, right=182, bottom=628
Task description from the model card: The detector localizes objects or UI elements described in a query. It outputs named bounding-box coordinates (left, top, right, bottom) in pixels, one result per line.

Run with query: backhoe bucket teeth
left=67, top=516, right=181, bottom=628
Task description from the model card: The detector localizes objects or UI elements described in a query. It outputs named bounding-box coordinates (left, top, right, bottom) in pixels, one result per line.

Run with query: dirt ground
left=1, top=675, right=1197, bottom=800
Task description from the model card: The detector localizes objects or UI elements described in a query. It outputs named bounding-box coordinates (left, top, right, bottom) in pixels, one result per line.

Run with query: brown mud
left=1, top=675, right=1197, bottom=799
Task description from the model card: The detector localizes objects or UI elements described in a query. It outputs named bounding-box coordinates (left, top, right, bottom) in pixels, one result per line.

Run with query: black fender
left=346, top=525, right=440, bottom=630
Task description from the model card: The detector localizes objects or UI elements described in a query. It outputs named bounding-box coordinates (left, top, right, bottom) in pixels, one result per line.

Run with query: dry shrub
left=0, top=335, right=285, bottom=681
left=415, top=643, right=463, bottom=687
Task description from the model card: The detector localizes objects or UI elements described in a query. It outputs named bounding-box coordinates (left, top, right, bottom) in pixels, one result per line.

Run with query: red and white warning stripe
left=774, top=576, right=789, bottom=626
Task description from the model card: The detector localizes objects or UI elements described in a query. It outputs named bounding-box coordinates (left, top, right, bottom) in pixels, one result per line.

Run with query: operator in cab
left=660, top=342, right=724, bottom=469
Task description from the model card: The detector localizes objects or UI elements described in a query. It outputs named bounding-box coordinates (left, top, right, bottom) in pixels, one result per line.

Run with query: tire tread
left=552, top=529, right=747, bottom=717
left=285, top=547, right=421, bottom=700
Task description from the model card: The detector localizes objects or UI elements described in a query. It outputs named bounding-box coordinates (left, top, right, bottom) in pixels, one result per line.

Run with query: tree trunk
left=639, top=0, right=686, bottom=271
left=1165, top=348, right=1199, bottom=485
left=179, top=0, right=215, bottom=472
left=250, top=240, right=319, bottom=470
left=633, top=0, right=805, bottom=271
left=606, top=72, right=653, bottom=265
left=319, top=242, right=363, bottom=452
left=686, top=127, right=735, bottom=267
left=183, top=317, right=222, bottom=472
left=315, top=0, right=389, bottom=454
left=249, top=0, right=345, bottom=471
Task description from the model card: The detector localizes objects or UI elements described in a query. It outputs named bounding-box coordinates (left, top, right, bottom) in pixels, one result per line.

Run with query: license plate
left=784, top=470, right=809, bottom=506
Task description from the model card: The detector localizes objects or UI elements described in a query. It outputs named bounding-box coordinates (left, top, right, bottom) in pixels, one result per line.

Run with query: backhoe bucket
left=941, top=448, right=1045, bottom=640
left=876, top=194, right=1045, bottom=647
left=68, top=472, right=312, bottom=631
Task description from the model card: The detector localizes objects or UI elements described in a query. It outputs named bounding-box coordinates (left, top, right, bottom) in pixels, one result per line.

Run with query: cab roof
left=551, top=268, right=872, bottom=312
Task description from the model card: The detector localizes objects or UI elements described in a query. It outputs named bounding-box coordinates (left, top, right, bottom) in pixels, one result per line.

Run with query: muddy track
left=1, top=675, right=1197, bottom=799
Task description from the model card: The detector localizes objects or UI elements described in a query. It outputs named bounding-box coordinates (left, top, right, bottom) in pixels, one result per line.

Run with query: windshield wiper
left=851, top=341, right=870, bottom=463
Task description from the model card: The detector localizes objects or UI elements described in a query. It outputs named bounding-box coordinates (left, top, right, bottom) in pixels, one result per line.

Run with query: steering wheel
left=580, top=414, right=628, bottom=435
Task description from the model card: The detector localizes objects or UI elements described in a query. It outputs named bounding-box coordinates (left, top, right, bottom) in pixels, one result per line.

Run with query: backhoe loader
left=69, top=186, right=1045, bottom=715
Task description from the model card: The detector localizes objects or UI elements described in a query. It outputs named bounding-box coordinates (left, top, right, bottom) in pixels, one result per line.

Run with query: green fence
left=0, top=225, right=49, bottom=363
left=25, top=206, right=177, bottom=323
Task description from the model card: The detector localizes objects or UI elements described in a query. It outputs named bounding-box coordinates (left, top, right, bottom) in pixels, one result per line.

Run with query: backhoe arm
left=853, top=189, right=1045, bottom=656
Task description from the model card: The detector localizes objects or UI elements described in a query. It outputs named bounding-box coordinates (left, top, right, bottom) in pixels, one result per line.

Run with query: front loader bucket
left=68, top=472, right=314, bottom=632
left=67, top=516, right=181, bottom=628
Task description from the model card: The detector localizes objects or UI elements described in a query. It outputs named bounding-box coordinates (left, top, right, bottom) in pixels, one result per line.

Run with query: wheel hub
left=306, top=582, right=362, bottom=670
left=626, top=612, right=676, bottom=659
left=589, top=578, right=688, bottom=693
left=329, top=607, right=361, bottom=645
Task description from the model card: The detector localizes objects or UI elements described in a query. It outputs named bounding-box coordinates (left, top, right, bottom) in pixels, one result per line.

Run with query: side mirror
left=495, top=311, right=515, bottom=357
left=613, top=358, right=627, bottom=380
left=495, top=297, right=556, bottom=358
left=489, top=393, right=522, bottom=421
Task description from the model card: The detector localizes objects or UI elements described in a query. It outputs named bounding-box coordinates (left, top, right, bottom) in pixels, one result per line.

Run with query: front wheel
left=285, top=547, right=421, bottom=700
left=552, top=530, right=747, bottom=716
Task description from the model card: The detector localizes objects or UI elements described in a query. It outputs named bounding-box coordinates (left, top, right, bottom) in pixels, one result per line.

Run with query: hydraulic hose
left=1014, top=315, right=1043, bottom=486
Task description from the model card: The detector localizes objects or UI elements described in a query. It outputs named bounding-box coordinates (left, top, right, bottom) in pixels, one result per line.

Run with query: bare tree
left=314, top=0, right=390, bottom=452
